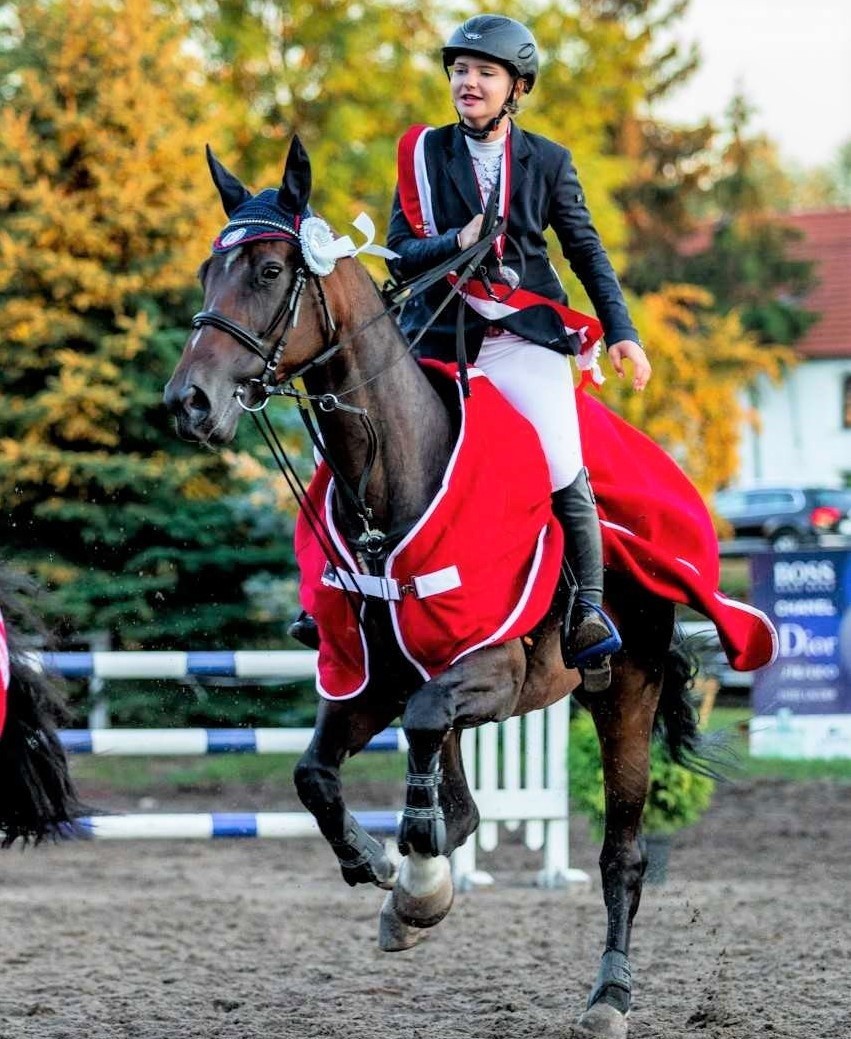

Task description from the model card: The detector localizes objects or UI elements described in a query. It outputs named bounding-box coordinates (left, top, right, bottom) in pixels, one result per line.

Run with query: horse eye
left=261, top=264, right=282, bottom=281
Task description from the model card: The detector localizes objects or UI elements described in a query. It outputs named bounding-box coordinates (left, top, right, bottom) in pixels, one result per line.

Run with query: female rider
left=386, top=14, right=651, bottom=691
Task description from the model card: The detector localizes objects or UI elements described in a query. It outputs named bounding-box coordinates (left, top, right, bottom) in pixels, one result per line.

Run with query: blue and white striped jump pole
left=78, top=810, right=401, bottom=840
left=44, top=650, right=409, bottom=755
left=35, top=650, right=318, bottom=681
left=60, top=727, right=408, bottom=755
left=35, top=649, right=582, bottom=886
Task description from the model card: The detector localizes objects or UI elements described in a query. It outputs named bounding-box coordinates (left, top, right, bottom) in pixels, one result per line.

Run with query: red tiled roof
left=782, top=210, right=851, bottom=359
left=679, top=209, right=851, bottom=359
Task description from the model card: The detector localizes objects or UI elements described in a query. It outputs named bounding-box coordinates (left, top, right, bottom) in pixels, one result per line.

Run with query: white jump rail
left=37, top=649, right=589, bottom=887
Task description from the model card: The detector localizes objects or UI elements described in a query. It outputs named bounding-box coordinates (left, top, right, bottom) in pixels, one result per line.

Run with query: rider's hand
left=457, top=214, right=484, bottom=250
left=607, top=340, right=651, bottom=392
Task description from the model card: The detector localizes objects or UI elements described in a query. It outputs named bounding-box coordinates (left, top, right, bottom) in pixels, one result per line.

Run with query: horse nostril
left=182, top=384, right=211, bottom=417
left=163, top=380, right=211, bottom=419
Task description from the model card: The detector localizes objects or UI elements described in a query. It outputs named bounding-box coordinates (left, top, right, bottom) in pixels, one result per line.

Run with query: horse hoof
left=572, top=1001, right=629, bottom=1039
left=392, top=853, right=453, bottom=929
left=378, top=891, right=424, bottom=952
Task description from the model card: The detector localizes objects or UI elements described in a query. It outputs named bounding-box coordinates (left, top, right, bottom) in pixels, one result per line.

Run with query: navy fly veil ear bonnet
left=206, top=136, right=396, bottom=274
left=208, top=135, right=311, bottom=253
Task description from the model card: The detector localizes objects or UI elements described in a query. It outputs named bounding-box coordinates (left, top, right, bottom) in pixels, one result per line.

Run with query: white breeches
left=475, top=334, right=584, bottom=492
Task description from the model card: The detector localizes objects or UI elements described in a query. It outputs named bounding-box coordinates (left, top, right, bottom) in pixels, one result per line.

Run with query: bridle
left=190, top=220, right=513, bottom=409
left=191, top=263, right=326, bottom=409
left=188, top=205, right=510, bottom=560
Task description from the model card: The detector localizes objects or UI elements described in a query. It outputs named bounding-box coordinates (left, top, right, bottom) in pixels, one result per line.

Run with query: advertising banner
left=749, top=549, right=851, bottom=758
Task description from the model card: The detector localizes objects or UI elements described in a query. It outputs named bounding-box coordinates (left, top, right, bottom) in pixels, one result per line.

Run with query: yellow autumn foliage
left=223, top=450, right=300, bottom=516
left=0, top=0, right=232, bottom=495
left=598, top=284, right=794, bottom=495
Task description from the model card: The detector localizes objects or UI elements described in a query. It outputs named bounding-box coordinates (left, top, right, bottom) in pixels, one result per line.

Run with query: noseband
left=190, top=262, right=342, bottom=411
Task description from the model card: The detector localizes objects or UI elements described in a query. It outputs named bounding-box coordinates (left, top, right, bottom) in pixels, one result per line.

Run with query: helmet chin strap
left=458, top=111, right=506, bottom=140
left=456, top=81, right=516, bottom=141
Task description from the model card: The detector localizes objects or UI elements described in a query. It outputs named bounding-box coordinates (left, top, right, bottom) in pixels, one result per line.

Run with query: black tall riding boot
left=551, top=468, right=621, bottom=692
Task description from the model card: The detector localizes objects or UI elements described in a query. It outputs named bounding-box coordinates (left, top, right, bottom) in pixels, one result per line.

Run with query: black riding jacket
left=386, top=122, right=639, bottom=363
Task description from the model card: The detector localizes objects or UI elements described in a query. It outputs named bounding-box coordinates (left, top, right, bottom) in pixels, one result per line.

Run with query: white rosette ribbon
left=574, top=338, right=605, bottom=386
left=299, top=213, right=399, bottom=277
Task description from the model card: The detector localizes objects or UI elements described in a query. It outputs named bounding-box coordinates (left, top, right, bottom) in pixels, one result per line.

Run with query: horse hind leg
left=293, top=696, right=398, bottom=890
left=572, top=688, right=654, bottom=1039
left=575, top=593, right=674, bottom=1039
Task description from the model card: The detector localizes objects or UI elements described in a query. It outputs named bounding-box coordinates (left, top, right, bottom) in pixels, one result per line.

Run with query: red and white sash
left=397, top=124, right=604, bottom=380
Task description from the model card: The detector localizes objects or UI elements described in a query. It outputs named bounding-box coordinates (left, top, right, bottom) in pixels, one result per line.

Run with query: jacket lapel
left=442, top=122, right=530, bottom=216
left=509, top=123, right=530, bottom=203
left=446, top=127, right=483, bottom=218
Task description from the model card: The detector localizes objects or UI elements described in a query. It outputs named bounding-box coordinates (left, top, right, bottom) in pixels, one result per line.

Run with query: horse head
left=164, top=136, right=376, bottom=444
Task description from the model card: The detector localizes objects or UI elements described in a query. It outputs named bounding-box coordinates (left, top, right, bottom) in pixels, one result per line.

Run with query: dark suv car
left=713, top=486, right=851, bottom=550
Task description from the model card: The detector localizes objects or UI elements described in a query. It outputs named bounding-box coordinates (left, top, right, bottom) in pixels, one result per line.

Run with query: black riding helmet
left=442, top=15, right=539, bottom=92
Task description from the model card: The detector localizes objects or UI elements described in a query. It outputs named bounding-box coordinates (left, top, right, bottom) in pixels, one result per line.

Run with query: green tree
left=674, top=95, right=819, bottom=346
left=547, top=0, right=716, bottom=295
left=0, top=0, right=293, bottom=647
left=191, top=0, right=795, bottom=497
left=180, top=0, right=453, bottom=229
left=827, top=140, right=851, bottom=207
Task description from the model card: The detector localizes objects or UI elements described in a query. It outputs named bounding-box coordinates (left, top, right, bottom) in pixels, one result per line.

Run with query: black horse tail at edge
left=655, top=632, right=731, bottom=781
left=0, top=565, right=85, bottom=847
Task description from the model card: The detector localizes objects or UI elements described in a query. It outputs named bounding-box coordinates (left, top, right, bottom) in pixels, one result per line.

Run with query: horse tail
left=655, top=636, right=725, bottom=779
left=0, top=566, right=83, bottom=846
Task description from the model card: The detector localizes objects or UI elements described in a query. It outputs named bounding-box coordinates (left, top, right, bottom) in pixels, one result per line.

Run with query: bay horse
left=164, top=137, right=704, bottom=1039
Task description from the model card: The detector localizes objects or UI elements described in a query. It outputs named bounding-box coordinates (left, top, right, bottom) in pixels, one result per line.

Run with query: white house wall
left=738, top=359, right=851, bottom=487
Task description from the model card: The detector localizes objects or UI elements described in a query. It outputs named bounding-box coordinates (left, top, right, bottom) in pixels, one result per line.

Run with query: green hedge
left=569, top=709, right=715, bottom=836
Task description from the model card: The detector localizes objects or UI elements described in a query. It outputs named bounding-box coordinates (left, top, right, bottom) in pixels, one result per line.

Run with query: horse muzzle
left=163, top=375, right=234, bottom=444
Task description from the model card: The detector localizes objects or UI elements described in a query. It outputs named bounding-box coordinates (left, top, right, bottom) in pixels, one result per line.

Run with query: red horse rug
left=296, top=362, right=777, bottom=698
left=295, top=362, right=564, bottom=698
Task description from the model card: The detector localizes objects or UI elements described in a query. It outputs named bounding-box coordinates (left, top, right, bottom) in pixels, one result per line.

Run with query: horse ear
left=205, top=144, right=252, bottom=216
left=277, top=135, right=312, bottom=215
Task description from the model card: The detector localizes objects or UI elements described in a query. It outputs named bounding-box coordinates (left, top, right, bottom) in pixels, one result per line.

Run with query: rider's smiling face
left=449, top=55, right=514, bottom=130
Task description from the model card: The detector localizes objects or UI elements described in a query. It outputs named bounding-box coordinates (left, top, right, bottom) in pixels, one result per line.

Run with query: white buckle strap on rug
left=322, top=563, right=461, bottom=601
left=410, top=565, right=461, bottom=599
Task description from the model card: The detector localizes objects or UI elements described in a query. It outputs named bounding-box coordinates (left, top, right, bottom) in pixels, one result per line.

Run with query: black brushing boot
left=551, top=468, right=621, bottom=692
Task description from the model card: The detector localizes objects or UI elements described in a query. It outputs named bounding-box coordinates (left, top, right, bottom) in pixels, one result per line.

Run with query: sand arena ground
left=0, top=774, right=849, bottom=1039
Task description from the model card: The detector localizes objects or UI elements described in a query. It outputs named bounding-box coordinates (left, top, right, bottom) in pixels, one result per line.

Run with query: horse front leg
left=575, top=671, right=661, bottom=1039
left=378, top=723, right=482, bottom=953
left=293, top=693, right=400, bottom=889
left=439, top=727, right=480, bottom=854
left=387, top=681, right=456, bottom=937
left=380, top=644, right=524, bottom=951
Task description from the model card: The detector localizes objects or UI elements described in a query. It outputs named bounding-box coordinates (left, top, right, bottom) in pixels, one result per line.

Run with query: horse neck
left=302, top=263, right=453, bottom=534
